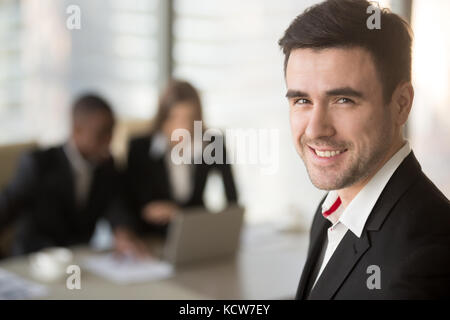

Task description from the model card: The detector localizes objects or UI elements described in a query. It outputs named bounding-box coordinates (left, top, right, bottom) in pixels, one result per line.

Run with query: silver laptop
left=163, top=205, right=245, bottom=266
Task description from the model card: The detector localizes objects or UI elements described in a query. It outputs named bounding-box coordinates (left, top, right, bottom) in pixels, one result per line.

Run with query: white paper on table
left=0, top=268, right=48, bottom=300
left=82, top=253, right=174, bottom=285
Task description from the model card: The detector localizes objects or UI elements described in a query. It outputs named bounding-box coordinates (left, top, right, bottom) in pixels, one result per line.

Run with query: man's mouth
left=307, top=146, right=348, bottom=159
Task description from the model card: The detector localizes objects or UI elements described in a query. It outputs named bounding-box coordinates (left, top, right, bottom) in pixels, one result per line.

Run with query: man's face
left=73, top=110, right=115, bottom=164
left=286, top=47, right=396, bottom=190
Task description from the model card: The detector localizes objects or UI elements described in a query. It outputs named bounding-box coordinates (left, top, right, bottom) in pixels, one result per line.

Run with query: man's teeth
left=314, top=149, right=343, bottom=158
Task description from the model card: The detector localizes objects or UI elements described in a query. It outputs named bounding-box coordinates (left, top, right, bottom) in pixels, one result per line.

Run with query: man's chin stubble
left=310, top=174, right=358, bottom=191
left=304, top=159, right=363, bottom=191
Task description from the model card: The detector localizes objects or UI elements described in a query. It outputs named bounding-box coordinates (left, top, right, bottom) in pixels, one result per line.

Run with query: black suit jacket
left=125, top=133, right=238, bottom=235
left=296, top=152, right=450, bottom=299
left=0, top=146, right=128, bottom=255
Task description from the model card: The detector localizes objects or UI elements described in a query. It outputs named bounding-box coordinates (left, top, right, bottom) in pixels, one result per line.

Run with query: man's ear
left=392, top=82, right=414, bottom=126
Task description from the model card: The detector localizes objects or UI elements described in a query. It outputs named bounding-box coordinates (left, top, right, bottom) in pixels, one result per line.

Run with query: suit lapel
left=296, top=214, right=330, bottom=299
left=308, top=229, right=371, bottom=299
left=84, top=162, right=104, bottom=211
left=366, top=152, right=421, bottom=232
left=189, top=163, right=204, bottom=204
left=148, top=136, right=172, bottom=201
left=58, top=146, right=76, bottom=210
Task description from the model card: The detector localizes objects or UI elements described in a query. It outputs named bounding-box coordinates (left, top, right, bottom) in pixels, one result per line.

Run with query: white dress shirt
left=63, top=140, right=94, bottom=206
left=311, top=141, right=412, bottom=289
left=149, top=132, right=194, bottom=203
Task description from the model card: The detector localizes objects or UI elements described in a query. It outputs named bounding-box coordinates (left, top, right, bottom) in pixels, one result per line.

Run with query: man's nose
left=305, top=104, right=335, bottom=139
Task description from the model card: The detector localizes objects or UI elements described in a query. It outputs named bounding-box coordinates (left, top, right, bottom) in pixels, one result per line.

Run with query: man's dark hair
left=72, top=94, right=114, bottom=120
left=278, top=0, right=413, bottom=103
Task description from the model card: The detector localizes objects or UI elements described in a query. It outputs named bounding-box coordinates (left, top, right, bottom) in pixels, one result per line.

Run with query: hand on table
left=113, top=227, right=150, bottom=259
left=141, top=201, right=178, bottom=225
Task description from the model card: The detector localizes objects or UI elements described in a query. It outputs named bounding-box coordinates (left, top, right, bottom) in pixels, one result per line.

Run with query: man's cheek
left=289, top=115, right=305, bottom=138
left=340, top=110, right=372, bottom=133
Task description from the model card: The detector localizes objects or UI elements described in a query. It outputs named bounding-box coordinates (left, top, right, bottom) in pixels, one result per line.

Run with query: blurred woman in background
left=125, top=80, right=238, bottom=236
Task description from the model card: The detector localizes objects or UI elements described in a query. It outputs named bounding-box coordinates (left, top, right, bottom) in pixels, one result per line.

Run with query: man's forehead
left=286, top=47, right=377, bottom=91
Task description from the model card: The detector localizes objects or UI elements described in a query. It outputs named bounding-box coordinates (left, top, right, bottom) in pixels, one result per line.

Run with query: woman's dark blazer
left=125, top=133, right=238, bottom=235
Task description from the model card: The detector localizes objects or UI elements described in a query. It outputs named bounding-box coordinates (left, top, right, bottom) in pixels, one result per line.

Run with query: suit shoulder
left=27, top=145, right=63, bottom=165
left=395, top=171, right=450, bottom=234
left=13, top=146, right=65, bottom=178
left=407, top=171, right=450, bottom=213
left=128, top=134, right=151, bottom=151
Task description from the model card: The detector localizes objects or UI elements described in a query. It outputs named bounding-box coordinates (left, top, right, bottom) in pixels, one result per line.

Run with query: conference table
left=0, top=224, right=309, bottom=300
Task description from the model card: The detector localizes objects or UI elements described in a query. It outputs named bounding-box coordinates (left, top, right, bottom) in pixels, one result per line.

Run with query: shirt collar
left=321, top=190, right=343, bottom=225
left=149, top=131, right=169, bottom=159
left=322, top=141, right=412, bottom=238
left=63, top=140, right=93, bottom=174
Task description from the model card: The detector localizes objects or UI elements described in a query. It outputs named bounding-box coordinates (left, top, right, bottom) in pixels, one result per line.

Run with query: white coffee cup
left=29, top=247, right=74, bottom=282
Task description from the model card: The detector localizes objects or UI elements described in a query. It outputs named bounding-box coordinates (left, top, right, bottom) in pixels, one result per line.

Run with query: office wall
left=410, top=0, right=450, bottom=198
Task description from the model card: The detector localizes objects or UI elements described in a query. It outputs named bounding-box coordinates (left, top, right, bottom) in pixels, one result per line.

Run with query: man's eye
left=294, top=98, right=310, bottom=105
left=336, top=97, right=354, bottom=104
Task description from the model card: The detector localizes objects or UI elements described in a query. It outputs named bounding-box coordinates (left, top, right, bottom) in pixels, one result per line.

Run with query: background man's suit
left=0, top=146, right=129, bottom=255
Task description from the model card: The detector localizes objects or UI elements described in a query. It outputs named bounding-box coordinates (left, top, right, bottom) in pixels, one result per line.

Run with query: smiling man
left=279, top=0, right=450, bottom=299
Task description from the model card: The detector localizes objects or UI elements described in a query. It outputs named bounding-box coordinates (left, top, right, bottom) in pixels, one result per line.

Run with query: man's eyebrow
left=325, top=87, right=364, bottom=98
left=285, top=87, right=364, bottom=99
left=285, top=90, right=309, bottom=99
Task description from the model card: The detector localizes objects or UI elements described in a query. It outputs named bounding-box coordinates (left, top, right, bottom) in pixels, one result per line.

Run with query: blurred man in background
left=0, top=95, right=146, bottom=256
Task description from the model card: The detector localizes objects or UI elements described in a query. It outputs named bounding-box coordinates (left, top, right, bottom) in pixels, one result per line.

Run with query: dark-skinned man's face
left=72, top=110, right=115, bottom=164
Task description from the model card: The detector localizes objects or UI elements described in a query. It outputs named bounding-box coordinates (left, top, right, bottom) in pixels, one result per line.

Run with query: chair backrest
left=0, top=141, right=37, bottom=189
